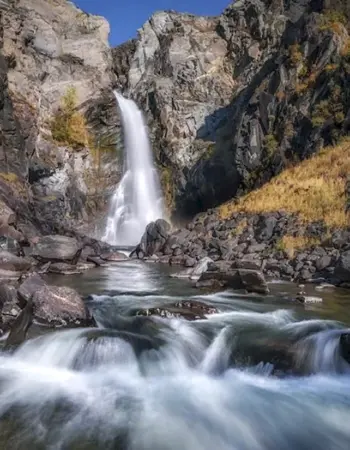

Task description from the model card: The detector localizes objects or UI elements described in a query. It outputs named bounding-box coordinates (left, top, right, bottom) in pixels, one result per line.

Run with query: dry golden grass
left=276, top=236, right=322, bottom=257
left=218, top=139, right=350, bottom=228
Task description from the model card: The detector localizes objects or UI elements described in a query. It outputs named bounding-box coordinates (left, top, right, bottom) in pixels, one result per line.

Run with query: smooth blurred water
left=1, top=261, right=350, bottom=449
left=102, top=92, right=164, bottom=246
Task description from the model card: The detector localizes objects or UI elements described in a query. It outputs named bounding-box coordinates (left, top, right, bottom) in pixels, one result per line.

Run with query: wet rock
left=17, top=273, right=46, bottom=305
left=31, top=235, right=82, bottom=264
left=28, top=282, right=92, bottom=326
left=195, top=278, right=225, bottom=290
left=199, top=269, right=269, bottom=294
left=86, top=255, right=109, bottom=267
left=334, top=250, right=350, bottom=283
left=296, top=295, right=323, bottom=304
left=48, top=263, right=83, bottom=275
left=0, top=250, right=33, bottom=273
left=100, top=251, right=128, bottom=262
left=5, top=299, right=33, bottom=349
left=136, top=300, right=217, bottom=321
left=0, top=284, right=21, bottom=330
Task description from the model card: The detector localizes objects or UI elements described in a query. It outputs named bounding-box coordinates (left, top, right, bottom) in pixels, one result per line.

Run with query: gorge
left=0, top=0, right=349, bottom=449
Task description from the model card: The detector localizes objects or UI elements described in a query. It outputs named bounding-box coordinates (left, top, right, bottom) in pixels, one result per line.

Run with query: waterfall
left=103, top=92, right=164, bottom=246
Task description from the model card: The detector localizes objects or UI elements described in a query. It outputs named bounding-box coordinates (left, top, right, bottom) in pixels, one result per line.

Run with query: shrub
left=289, top=44, right=303, bottom=67
left=319, top=10, right=347, bottom=35
left=264, top=134, right=278, bottom=156
left=51, top=87, right=89, bottom=149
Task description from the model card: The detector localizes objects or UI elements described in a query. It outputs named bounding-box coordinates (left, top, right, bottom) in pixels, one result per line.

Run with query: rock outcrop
left=0, top=0, right=121, bottom=239
left=115, top=0, right=350, bottom=217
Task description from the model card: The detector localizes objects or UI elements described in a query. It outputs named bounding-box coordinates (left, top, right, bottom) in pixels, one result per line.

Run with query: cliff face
left=115, top=0, right=350, bottom=218
left=0, top=0, right=120, bottom=238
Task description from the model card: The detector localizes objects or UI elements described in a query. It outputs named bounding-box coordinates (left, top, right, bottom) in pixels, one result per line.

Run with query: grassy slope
left=218, top=138, right=350, bottom=229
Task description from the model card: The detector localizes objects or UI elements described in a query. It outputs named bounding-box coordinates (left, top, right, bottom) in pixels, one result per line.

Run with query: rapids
left=1, top=262, right=350, bottom=449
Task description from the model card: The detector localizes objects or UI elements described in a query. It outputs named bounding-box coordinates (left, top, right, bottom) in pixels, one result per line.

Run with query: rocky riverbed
left=132, top=214, right=350, bottom=290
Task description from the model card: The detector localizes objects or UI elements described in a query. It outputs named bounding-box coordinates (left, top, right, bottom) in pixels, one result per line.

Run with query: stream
left=1, top=260, right=350, bottom=449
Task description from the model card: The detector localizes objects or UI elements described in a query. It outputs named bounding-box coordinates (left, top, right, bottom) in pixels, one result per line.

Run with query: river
left=1, top=260, right=350, bottom=449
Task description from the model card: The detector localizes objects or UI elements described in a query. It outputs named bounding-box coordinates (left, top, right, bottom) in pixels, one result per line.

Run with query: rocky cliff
left=115, top=0, right=350, bottom=218
left=0, top=0, right=121, bottom=241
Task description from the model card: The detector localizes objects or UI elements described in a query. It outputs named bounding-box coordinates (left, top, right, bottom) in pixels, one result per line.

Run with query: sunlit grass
left=218, top=139, right=350, bottom=228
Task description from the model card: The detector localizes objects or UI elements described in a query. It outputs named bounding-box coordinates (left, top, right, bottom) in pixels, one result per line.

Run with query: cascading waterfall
left=103, top=92, right=164, bottom=246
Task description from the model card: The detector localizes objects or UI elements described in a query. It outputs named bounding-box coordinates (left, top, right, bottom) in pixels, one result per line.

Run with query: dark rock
left=173, top=247, right=183, bottom=256
left=315, top=255, right=332, bottom=272
left=48, top=263, right=83, bottom=275
left=31, top=235, right=82, bottom=263
left=255, top=216, right=277, bottom=242
left=169, top=255, right=185, bottom=265
left=232, top=259, right=261, bottom=270
left=136, top=300, right=217, bottom=321
left=199, top=269, right=269, bottom=294
left=335, top=250, right=350, bottom=283
left=184, top=256, right=196, bottom=268
left=0, top=284, right=21, bottom=330
left=86, top=255, right=109, bottom=267
left=195, top=278, right=225, bottom=290
left=17, top=274, right=46, bottom=305
left=5, top=299, right=33, bottom=348
left=138, top=219, right=171, bottom=257
left=0, top=250, right=33, bottom=273
left=100, top=251, right=128, bottom=261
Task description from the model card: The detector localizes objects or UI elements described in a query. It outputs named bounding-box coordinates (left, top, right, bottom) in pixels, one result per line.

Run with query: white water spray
left=103, top=92, right=164, bottom=246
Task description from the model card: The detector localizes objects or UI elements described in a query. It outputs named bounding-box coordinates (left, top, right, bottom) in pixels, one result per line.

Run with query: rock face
left=115, top=0, right=350, bottom=216
left=0, top=0, right=120, bottom=238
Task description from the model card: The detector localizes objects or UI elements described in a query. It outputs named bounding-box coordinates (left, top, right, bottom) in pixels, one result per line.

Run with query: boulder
left=137, top=219, right=171, bottom=257
left=18, top=273, right=92, bottom=326
left=198, top=269, right=269, bottom=294
left=31, top=235, right=82, bottom=263
left=334, top=250, right=350, bottom=283
left=315, top=255, right=332, bottom=272
left=0, top=250, right=33, bottom=273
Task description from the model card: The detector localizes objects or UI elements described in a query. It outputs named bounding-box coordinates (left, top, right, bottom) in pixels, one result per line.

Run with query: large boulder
left=17, top=274, right=92, bottom=326
left=31, top=235, right=82, bottom=263
left=135, top=219, right=171, bottom=257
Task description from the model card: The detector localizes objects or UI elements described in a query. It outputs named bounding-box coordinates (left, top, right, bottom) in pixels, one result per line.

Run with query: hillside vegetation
left=218, top=139, right=350, bottom=228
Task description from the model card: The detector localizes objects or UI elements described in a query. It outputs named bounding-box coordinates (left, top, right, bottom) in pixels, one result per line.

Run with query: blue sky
left=74, top=0, right=230, bottom=46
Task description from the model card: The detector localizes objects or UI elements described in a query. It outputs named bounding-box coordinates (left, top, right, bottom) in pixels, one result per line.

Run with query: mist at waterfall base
left=1, top=260, right=350, bottom=449
left=103, top=92, right=164, bottom=246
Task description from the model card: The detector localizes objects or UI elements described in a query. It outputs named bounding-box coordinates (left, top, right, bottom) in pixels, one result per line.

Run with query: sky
left=74, top=0, right=230, bottom=46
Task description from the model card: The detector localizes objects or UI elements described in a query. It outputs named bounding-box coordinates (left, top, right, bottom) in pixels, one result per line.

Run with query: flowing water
left=103, top=92, right=164, bottom=246
left=1, top=261, right=350, bottom=449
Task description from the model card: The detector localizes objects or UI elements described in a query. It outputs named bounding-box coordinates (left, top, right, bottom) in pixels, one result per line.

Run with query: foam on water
left=0, top=308, right=350, bottom=449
